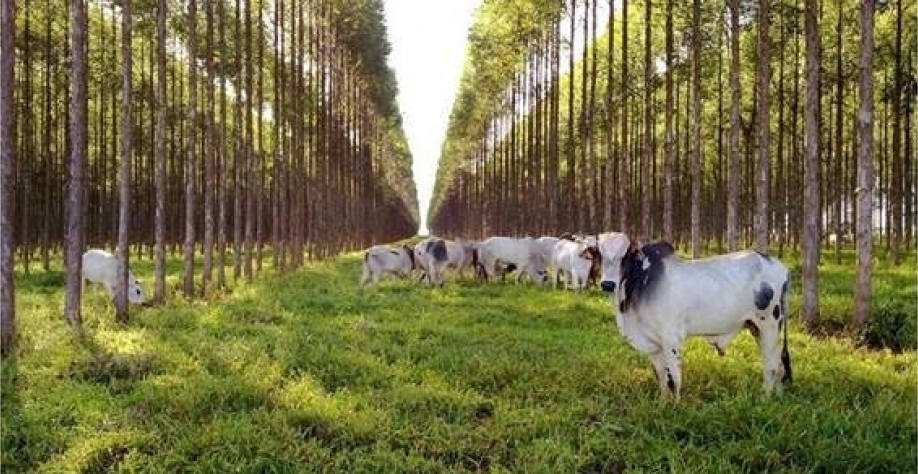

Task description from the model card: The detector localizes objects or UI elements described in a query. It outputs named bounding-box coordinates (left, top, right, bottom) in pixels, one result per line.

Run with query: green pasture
left=2, top=247, right=915, bottom=473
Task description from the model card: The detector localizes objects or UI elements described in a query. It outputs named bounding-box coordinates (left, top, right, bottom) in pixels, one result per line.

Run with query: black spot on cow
left=666, top=369, right=676, bottom=394
left=753, top=281, right=774, bottom=310
left=619, top=240, right=674, bottom=312
left=427, top=239, right=448, bottom=262
left=773, top=305, right=782, bottom=320
left=755, top=250, right=772, bottom=261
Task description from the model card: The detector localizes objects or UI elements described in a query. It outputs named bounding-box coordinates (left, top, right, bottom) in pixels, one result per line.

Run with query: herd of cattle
left=362, top=233, right=793, bottom=400
left=360, top=233, right=603, bottom=289
left=80, top=232, right=792, bottom=400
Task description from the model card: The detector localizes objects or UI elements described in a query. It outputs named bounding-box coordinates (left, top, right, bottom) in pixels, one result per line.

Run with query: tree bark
left=115, top=0, right=133, bottom=322
left=183, top=0, right=198, bottom=298
left=0, top=0, right=16, bottom=357
left=854, top=0, right=875, bottom=327
left=755, top=0, right=772, bottom=253
left=803, top=0, right=822, bottom=328
left=65, top=0, right=88, bottom=327
left=154, top=0, right=167, bottom=303
left=727, top=0, right=741, bottom=252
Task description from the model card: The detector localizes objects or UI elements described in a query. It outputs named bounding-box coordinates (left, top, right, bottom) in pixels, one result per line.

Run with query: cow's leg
left=654, top=345, right=683, bottom=401
left=753, top=320, right=784, bottom=395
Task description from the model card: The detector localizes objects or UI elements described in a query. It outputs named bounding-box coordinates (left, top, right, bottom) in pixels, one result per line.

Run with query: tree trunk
left=154, top=0, right=167, bottom=303
left=755, top=0, right=772, bottom=253
left=854, top=0, right=875, bottom=327
left=0, top=0, right=16, bottom=357
left=115, top=0, right=133, bottom=322
left=663, top=0, right=674, bottom=242
left=65, top=0, right=88, bottom=328
left=642, top=0, right=653, bottom=239
left=803, top=0, right=821, bottom=329
left=183, top=0, right=198, bottom=299
left=691, top=0, right=702, bottom=257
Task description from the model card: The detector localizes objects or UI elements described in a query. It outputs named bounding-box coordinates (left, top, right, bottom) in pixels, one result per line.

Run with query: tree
left=115, top=0, right=133, bottom=322
left=183, top=0, right=198, bottom=299
left=154, top=0, right=167, bottom=303
left=854, top=0, right=874, bottom=326
left=690, top=0, right=701, bottom=257
left=1, top=0, right=16, bottom=357
left=65, top=0, right=88, bottom=328
left=755, top=0, right=772, bottom=253
left=803, top=0, right=821, bottom=328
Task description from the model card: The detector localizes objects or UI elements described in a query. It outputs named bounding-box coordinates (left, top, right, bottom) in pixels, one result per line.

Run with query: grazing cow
left=551, top=238, right=599, bottom=290
left=414, top=238, right=450, bottom=286
left=535, top=236, right=560, bottom=269
left=598, top=236, right=792, bottom=400
left=445, top=238, right=477, bottom=279
left=360, top=245, right=416, bottom=285
left=476, top=236, right=548, bottom=285
left=82, top=249, right=147, bottom=305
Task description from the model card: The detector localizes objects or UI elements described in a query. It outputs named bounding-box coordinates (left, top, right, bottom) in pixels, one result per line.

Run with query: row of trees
left=428, top=0, right=914, bottom=327
left=0, top=0, right=419, bottom=356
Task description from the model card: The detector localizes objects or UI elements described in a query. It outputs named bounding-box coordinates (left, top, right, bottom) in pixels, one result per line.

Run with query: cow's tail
left=780, top=278, right=793, bottom=385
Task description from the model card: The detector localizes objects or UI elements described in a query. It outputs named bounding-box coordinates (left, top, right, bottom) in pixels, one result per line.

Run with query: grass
left=2, top=247, right=915, bottom=473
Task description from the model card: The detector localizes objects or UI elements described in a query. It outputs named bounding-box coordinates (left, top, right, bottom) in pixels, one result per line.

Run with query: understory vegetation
left=3, top=247, right=915, bottom=473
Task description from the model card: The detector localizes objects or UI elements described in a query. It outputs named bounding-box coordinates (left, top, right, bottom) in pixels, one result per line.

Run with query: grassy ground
left=2, top=248, right=915, bottom=473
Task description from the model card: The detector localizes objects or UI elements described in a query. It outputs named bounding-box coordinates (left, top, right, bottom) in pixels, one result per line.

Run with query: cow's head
left=597, top=232, right=631, bottom=294
left=128, top=278, right=147, bottom=305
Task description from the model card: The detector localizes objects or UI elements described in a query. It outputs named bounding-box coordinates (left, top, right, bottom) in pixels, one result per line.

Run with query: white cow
left=535, top=236, right=560, bottom=269
left=598, top=234, right=792, bottom=400
left=551, top=238, right=598, bottom=290
left=82, top=249, right=147, bottom=305
left=414, top=238, right=450, bottom=286
left=444, top=238, right=477, bottom=279
left=360, top=245, right=416, bottom=284
left=476, top=236, right=548, bottom=285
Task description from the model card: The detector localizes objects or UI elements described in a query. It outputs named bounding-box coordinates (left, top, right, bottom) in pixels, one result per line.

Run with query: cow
left=535, top=236, right=560, bottom=269
left=414, top=238, right=450, bottom=286
left=445, top=238, right=477, bottom=279
left=476, top=236, right=548, bottom=285
left=551, top=238, right=599, bottom=290
left=360, top=244, right=416, bottom=285
left=597, top=234, right=792, bottom=400
left=82, top=249, right=147, bottom=305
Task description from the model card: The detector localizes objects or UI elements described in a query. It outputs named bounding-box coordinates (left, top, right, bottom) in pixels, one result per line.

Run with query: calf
left=360, top=245, right=415, bottom=284
left=598, top=235, right=792, bottom=400
left=82, top=249, right=147, bottom=305
left=476, top=236, right=548, bottom=285
left=414, top=238, right=450, bottom=286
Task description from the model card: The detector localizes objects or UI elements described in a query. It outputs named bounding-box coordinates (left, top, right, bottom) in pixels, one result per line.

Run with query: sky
left=382, top=0, right=481, bottom=235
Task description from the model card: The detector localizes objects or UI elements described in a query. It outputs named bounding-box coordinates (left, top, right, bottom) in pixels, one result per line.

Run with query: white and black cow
left=598, top=235, right=792, bottom=400
left=82, top=249, right=147, bottom=305
left=360, top=244, right=416, bottom=285
left=414, top=238, right=450, bottom=286
left=476, top=236, right=548, bottom=285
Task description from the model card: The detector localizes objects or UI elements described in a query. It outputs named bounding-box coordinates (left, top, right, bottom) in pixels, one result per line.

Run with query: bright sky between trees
left=382, top=0, right=481, bottom=235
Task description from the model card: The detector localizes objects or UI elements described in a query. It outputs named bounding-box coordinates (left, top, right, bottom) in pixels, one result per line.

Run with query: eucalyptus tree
left=803, top=0, right=822, bottom=328
left=115, top=0, right=133, bottom=322
left=854, top=0, right=875, bottom=327
left=65, top=0, right=88, bottom=327
left=1, top=0, right=16, bottom=357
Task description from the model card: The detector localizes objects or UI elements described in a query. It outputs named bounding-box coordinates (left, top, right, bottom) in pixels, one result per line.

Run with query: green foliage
left=4, top=250, right=915, bottom=472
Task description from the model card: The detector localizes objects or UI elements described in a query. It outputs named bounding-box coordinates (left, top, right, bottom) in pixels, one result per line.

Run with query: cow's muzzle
left=600, top=281, right=616, bottom=293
